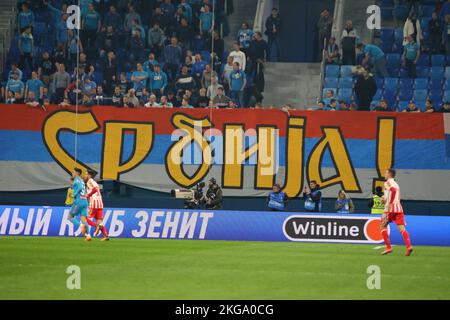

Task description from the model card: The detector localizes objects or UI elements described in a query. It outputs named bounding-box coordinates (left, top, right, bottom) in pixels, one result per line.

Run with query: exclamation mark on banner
left=373, top=118, right=396, bottom=192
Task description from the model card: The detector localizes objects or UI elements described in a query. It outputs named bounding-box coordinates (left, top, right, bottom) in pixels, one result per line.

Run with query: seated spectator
left=126, top=89, right=140, bottom=108
left=58, top=98, right=72, bottom=108
left=5, top=72, right=25, bottom=102
left=339, top=100, right=349, bottom=111
left=323, top=89, right=335, bottom=107
left=373, top=99, right=392, bottom=112
left=5, top=91, right=16, bottom=104
left=201, top=64, right=218, bottom=89
left=82, top=93, right=95, bottom=107
left=94, top=86, right=110, bottom=105
left=9, top=63, right=23, bottom=81
left=111, top=86, right=123, bottom=107
left=160, top=95, right=174, bottom=108
left=440, top=102, right=450, bottom=113
left=175, top=65, right=196, bottom=94
left=167, top=91, right=180, bottom=108
left=425, top=99, right=436, bottom=113
left=403, top=101, right=420, bottom=113
left=197, top=88, right=209, bottom=108
left=325, top=37, right=340, bottom=64
left=308, top=100, right=325, bottom=111
left=212, top=87, right=232, bottom=108
left=325, top=99, right=338, bottom=111
left=207, top=76, right=223, bottom=100
left=25, top=91, right=40, bottom=108
left=335, top=190, right=355, bottom=214
left=180, top=96, right=194, bottom=108
left=81, top=77, right=97, bottom=97
left=117, top=72, right=132, bottom=95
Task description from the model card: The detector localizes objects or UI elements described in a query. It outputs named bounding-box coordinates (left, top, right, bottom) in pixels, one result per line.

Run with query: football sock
left=381, top=229, right=391, bottom=249
left=401, top=230, right=411, bottom=248
left=101, top=225, right=108, bottom=237
left=86, top=218, right=96, bottom=227
left=70, top=218, right=80, bottom=229
left=82, top=221, right=91, bottom=236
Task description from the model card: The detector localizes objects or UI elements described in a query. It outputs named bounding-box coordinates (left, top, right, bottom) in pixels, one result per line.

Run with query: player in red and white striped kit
left=380, top=168, right=413, bottom=256
left=86, top=169, right=109, bottom=241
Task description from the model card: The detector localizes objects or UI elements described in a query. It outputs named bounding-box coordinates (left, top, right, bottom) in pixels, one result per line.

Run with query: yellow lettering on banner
left=166, top=114, right=212, bottom=188
left=307, top=127, right=361, bottom=192
left=101, top=122, right=154, bottom=180
left=282, top=117, right=306, bottom=197
left=373, top=118, right=396, bottom=191
left=42, top=110, right=99, bottom=174
left=222, top=125, right=276, bottom=189
left=255, top=126, right=277, bottom=189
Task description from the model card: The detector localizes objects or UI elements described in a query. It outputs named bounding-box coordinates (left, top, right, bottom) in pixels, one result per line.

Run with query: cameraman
left=204, top=178, right=223, bottom=209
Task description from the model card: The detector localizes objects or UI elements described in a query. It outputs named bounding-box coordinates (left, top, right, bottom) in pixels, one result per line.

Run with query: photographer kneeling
left=204, top=178, right=223, bottom=210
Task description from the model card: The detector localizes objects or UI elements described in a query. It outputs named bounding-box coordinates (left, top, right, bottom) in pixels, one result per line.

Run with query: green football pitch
left=1, top=236, right=449, bottom=300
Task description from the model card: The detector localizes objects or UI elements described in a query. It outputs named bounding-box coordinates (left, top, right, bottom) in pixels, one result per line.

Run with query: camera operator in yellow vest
left=368, top=186, right=384, bottom=214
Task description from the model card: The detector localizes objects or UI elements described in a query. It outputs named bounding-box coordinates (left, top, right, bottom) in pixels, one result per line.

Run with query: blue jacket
left=303, top=187, right=322, bottom=212
left=267, top=191, right=288, bottom=211
left=148, top=71, right=168, bottom=90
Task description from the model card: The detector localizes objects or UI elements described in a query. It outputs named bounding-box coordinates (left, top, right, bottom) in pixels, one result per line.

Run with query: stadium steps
left=224, top=0, right=259, bottom=49
left=0, top=0, right=17, bottom=75
left=262, top=62, right=321, bottom=108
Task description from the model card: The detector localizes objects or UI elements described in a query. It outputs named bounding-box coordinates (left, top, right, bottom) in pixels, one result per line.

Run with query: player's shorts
left=89, top=208, right=103, bottom=220
left=70, top=200, right=88, bottom=217
left=382, top=212, right=405, bottom=225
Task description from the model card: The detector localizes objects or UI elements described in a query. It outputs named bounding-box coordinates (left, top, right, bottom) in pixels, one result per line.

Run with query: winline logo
left=283, top=215, right=386, bottom=243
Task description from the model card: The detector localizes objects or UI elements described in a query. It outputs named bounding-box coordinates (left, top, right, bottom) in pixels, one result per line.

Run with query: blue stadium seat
left=397, top=101, right=409, bottom=111
left=445, top=67, right=450, bottom=79
left=420, top=5, right=435, bottom=18
left=388, top=67, right=399, bottom=77
left=444, top=90, right=450, bottom=102
left=417, top=55, right=430, bottom=67
left=381, top=8, right=393, bottom=20
left=384, top=77, right=399, bottom=89
left=326, top=65, right=340, bottom=77
left=430, top=67, right=444, bottom=79
left=340, top=65, right=353, bottom=77
left=373, top=89, right=383, bottom=101
left=339, top=77, right=353, bottom=89
left=381, top=42, right=394, bottom=53
left=324, top=77, right=339, bottom=88
left=370, top=100, right=380, bottom=110
left=394, top=5, right=410, bottom=22
left=386, top=53, right=401, bottom=67
left=431, top=55, right=446, bottom=67
left=380, top=0, right=394, bottom=6
left=399, top=68, right=409, bottom=78
left=413, top=89, right=428, bottom=102
left=429, top=89, right=443, bottom=101
left=399, top=89, right=413, bottom=101
left=338, top=88, right=353, bottom=102
left=394, top=28, right=404, bottom=43
left=416, top=101, right=427, bottom=112
left=399, top=78, right=413, bottom=89
left=444, top=79, right=450, bottom=90
left=383, top=89, right=397, bottom=105
left=380, top=29, right=395, bottom=43
left=420, top=18, right=431, bottom=32
left=429, top=79, right=442, bottom=90
left=375, top=77, right=384, bottom=89
left=417, top=67, right=430, bottom=78
left=414, top=78, right=429, bottom=90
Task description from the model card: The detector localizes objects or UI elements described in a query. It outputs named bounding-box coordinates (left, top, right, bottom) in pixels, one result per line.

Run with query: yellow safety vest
left=371, top=195, right=384, bottom=214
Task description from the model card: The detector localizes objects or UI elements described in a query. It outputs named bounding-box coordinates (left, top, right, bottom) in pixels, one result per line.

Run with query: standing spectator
left=196, top=88, right=210, bottom=108
left=124, top=5, right=141, bottom=32
left=357, top=43, right=388, bottom=78
left=341, top=20, right=358, bottom=65
left=131, top=63, right=148, bottom=97
left=38, top=51, right=55, bottom=87
left=128, top=30, right=145, bottom=63
left=207, top=76, right=223, bottom=100
left=206, top=31, right=225, bottom=62
left=177, top=18, right=195, bottom=50
left=303, top=181, right=322, bottom=212
left=440, top=102, right=450, bottom=113
left=67, top=29, right=83, bottom=71
left=403, top=35, right=420, bottom=79
left=82, top=3, right=101, bottom=48
left=148, top=64, right=168, bottom=97
left=56, top=14, right=69, bottom=50
left=117, top=72, right=132, bottom=96
left=324, top=99, right=338, bottom=111
left=265, top=7, right=282, bottom=62
left=354, top=69, right=377, bottom=111
left=325, top=37, right=340, bottom=64
left=228, top=42, right=246, bottom=71
left=237, top=22, right=254, bottom=57
left=178, top=0, right=193, bottom=22
left=147, top=22, right=165, bottom=59
left=99, top=25, right=118, bottom=54
left=444, top=15, right=450, bottom=55
left=403, top=12, right=423, bottom=46
left=248, top=31, right=268, bottom=76
left=17, top=2, right=35, bottom=32
left=164, top=37, right=183, bottom=81
left=53, top=63, right=71, bottom=104
left=228, top=62, right=247, bottom=108
left=317, top=9, right=333, bottom=61
left=201, top=64, right=218, bottom=89
left=103, top=5, right=122, bottom=32
left=18, top=26, right=33, bottom=70
left=25, top=71, right=44, bottom=102
left=102, top=51, right=117, bottom=95
left=5, top=72, right=25, bottom=102
left=267, top=183, right=288, bottom=211
left=199, top=4, right=214, bottom=41
left=335, top=190, right=355, bottom=214
left=429, top=11, right=443, bottom=54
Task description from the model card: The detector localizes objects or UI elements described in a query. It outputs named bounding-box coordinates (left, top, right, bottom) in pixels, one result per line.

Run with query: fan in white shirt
left=228, top=42, right=247, bottom=71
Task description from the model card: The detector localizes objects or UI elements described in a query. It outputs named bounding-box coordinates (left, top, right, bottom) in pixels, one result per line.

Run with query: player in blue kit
left=68, top=168, right=92, bottom=241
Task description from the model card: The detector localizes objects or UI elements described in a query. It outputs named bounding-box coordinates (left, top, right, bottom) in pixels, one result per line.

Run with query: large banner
left=1, top=206, right=449, bottom=246
left=1, top=105, right=450, bottom=200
